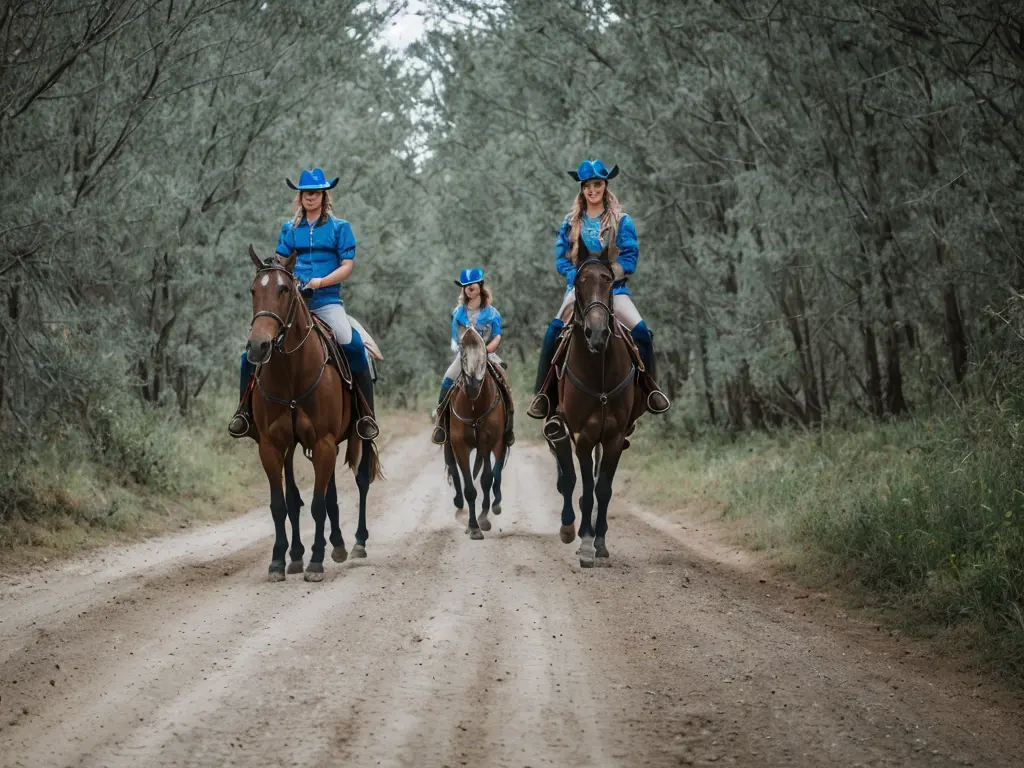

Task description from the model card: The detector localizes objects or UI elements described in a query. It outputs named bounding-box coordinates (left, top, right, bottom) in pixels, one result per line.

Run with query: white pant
left=556, top=289, right=643, bottom=329
left=444, top=351, right=502, bottom=381
left=312, top=303, right=352, bottom=345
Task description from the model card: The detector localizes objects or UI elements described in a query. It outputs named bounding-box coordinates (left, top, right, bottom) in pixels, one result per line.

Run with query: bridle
left=572, top=258, right=616, bottom=340
left=249, top=265, right=316, bottom=356
left=249, top=264, right=325, bottom=410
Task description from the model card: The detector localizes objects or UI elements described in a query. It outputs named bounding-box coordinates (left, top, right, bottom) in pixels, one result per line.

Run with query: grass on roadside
left=620, top=402, right=1024, bottom=684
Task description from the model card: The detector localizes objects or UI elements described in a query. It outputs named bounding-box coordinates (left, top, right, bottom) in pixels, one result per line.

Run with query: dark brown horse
left=246, top=245, right=381, bottom=582
left=545, top=242, right=644, bottom=567
left=443, top=326, right=509, bottom=539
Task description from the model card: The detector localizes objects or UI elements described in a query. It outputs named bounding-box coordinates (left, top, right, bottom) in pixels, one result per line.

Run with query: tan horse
left=246, top=246, right=380, bottom=582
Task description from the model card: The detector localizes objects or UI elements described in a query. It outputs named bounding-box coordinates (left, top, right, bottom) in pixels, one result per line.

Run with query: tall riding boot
left=432, top=377, right=454, bottom=445
left=228, top=352, right=259, bottom=439
left=631, top=322, right=671, bottom=414
left=343, top=331, right=380, bottom=440
left=527, top=318, right=564, bottom=419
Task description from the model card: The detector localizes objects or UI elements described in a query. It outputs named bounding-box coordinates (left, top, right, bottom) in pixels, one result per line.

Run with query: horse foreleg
left=552, top=436, right=577, bottom=545
left=284, top=447, right=305, bottom=574
left=351, top=438, right=372, bottom=558
left=304, top=439, right=335, bottom=582
left=594, top=439, right=624, bottom=565
left=259, top=441, right=288, bottom=582
left=478, top=450, right=494, bottom=532
left=453, top=440, right=481, bottom=540
left=576, top=441, right=597, bottom=568
left=326, top=472, right=348, bottom=563
left=444, top=441, right=464, bottom=513
left=491, top=443, right=504, bottom=515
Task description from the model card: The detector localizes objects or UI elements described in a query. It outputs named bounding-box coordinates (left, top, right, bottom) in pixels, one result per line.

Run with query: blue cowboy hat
left=567, top=159, right=619, bottom=183
left=454, top=267, right=485, bottom=287
left=286, top=168, right=339, bottom=190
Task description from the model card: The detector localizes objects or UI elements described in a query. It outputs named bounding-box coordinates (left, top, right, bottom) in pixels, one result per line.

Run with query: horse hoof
left=578, top=537, right=596, bottom=568
left=478, top=515, right=492, bottom=532
left=559, top=525, right=576, bottom=544
left=492, top=503, right=502, bottom=515
left=286, top=560, right=304, bottom=574
left=331, top=546, right=348, bottom=563
left=268, top=562, right=286, bottom=582
left=469, top=528, right=484, bottom=540
left=351, top=544, right=367, bottom=559
left=304, top=570, right=324, bottom=583
left=595, top=538, right=609, bottom=559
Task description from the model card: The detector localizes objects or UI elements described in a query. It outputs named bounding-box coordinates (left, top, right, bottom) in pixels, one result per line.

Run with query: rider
left=526, top=159, right=671, bottom=421
left=431, top=268, right=515, bottom=447
left=228, top=167, right=378, bottom=441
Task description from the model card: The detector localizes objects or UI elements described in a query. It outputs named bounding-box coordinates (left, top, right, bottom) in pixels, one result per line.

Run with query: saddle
left=310, top=314, right=355, bottom=388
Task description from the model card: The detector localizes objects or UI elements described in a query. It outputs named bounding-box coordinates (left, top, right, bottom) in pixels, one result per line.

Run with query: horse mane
left=460, top=326, right=487, bottom=378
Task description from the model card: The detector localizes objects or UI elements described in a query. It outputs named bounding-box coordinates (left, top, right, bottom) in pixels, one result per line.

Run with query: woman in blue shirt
left=228, top=168, right=378, bottom=441
left=526, top=159, right=670, bottom=421
left=431, top=268, right=514, bottom=447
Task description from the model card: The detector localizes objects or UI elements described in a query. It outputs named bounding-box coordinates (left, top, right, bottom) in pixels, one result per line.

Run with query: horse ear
left=457, top=324, right=470, bottom=342
left=577, top=234, right=591, bottom=259
left=277, top=249, right=298, bottom=274
left=248, top=244, right=263, bottom=269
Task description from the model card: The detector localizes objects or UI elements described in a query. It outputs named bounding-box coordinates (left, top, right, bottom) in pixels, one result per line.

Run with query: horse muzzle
left=463, top=377, right=484, bottom=400
left=246, top=337, right=273, bottom=365
left=583, top=322, right=609, bottom=354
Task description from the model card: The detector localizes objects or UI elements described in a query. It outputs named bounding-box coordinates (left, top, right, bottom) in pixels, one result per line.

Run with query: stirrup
left=527, top=392, right=551, bottom=420
left=646, top=390, right=671, bottom=414
left=355, top=415, right=379, bottom=441
left=431, top=424, right=448, bottom=446
left=542, top=415, right=568, bottom=443
left=228, top=412, right=251, bottom=438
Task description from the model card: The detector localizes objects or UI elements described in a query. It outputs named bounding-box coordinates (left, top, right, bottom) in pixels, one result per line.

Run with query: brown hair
left=458, top=283, right=491, bottom=308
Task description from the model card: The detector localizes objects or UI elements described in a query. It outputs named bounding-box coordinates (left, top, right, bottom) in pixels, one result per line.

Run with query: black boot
left=352, top=367, right=380, bottom=440
left=632, top=322, right=671, bottom=414
left=432, top=378, right=453, bottom=445
left=528, top=319, right=563, bottom=419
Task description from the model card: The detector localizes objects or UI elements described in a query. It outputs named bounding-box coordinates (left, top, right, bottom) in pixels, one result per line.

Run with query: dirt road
left=1, top=432, right=1022, bottom=767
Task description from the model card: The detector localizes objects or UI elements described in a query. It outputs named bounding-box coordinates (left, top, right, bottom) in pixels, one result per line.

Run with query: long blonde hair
left=291, top=190, right=333, bottom=226
left=567, top=185, right=622, bottom=265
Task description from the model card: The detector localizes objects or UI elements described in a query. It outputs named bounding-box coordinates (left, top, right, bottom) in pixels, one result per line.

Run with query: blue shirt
left=554, top=212, right=638, bottom=296
left=275, top=215, right=356, bottom=310
left=451, top=305, right=502, bottom=351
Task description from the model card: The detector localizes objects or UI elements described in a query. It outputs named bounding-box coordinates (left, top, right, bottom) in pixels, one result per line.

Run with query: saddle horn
left=248, top=244, right=263, bottom=269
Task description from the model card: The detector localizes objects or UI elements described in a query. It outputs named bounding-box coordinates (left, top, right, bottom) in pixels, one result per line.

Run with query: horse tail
left=344, top=434, right=361, bottom=474
left=365, top=438, right=385, bottom=482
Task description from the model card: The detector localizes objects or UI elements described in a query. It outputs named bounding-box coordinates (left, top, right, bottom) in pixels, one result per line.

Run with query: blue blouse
left=451, top=305, right=502, bottom=351
left=553, top=212, right=638, bottom=296
left=275, top=215, right=356, bottom=310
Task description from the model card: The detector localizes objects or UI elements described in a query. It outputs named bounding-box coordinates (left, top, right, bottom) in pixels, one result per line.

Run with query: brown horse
left=443, top=326, right=508, bottom=539
left=246, top=245, right=381, bottom=582
left=544, top=241, right=644, bottom=568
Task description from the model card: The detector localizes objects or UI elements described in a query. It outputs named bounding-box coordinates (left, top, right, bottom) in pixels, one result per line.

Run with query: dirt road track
left=1, top=432, right=1022, bottom=767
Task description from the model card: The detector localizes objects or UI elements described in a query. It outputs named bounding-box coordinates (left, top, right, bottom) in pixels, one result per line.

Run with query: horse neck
left=264, top=297, right=321, bottom=383
left=569, top=321, right=630, bottom=386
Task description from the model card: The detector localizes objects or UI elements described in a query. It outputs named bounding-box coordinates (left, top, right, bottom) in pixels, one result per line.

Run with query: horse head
left=457, top=325, right=488, bottom=400
left=246, top=244, right=299, bottom=364
left=572, top=236, right=615, bottom=354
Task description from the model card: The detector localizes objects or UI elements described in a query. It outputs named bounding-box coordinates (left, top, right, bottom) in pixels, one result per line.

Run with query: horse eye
left=278, top=284, right=288, bottom=295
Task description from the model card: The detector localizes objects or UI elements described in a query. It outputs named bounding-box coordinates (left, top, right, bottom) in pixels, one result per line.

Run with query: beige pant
left=556, top=289, right=643, bottom=329
left=444, top=351, right=502, bottom=381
